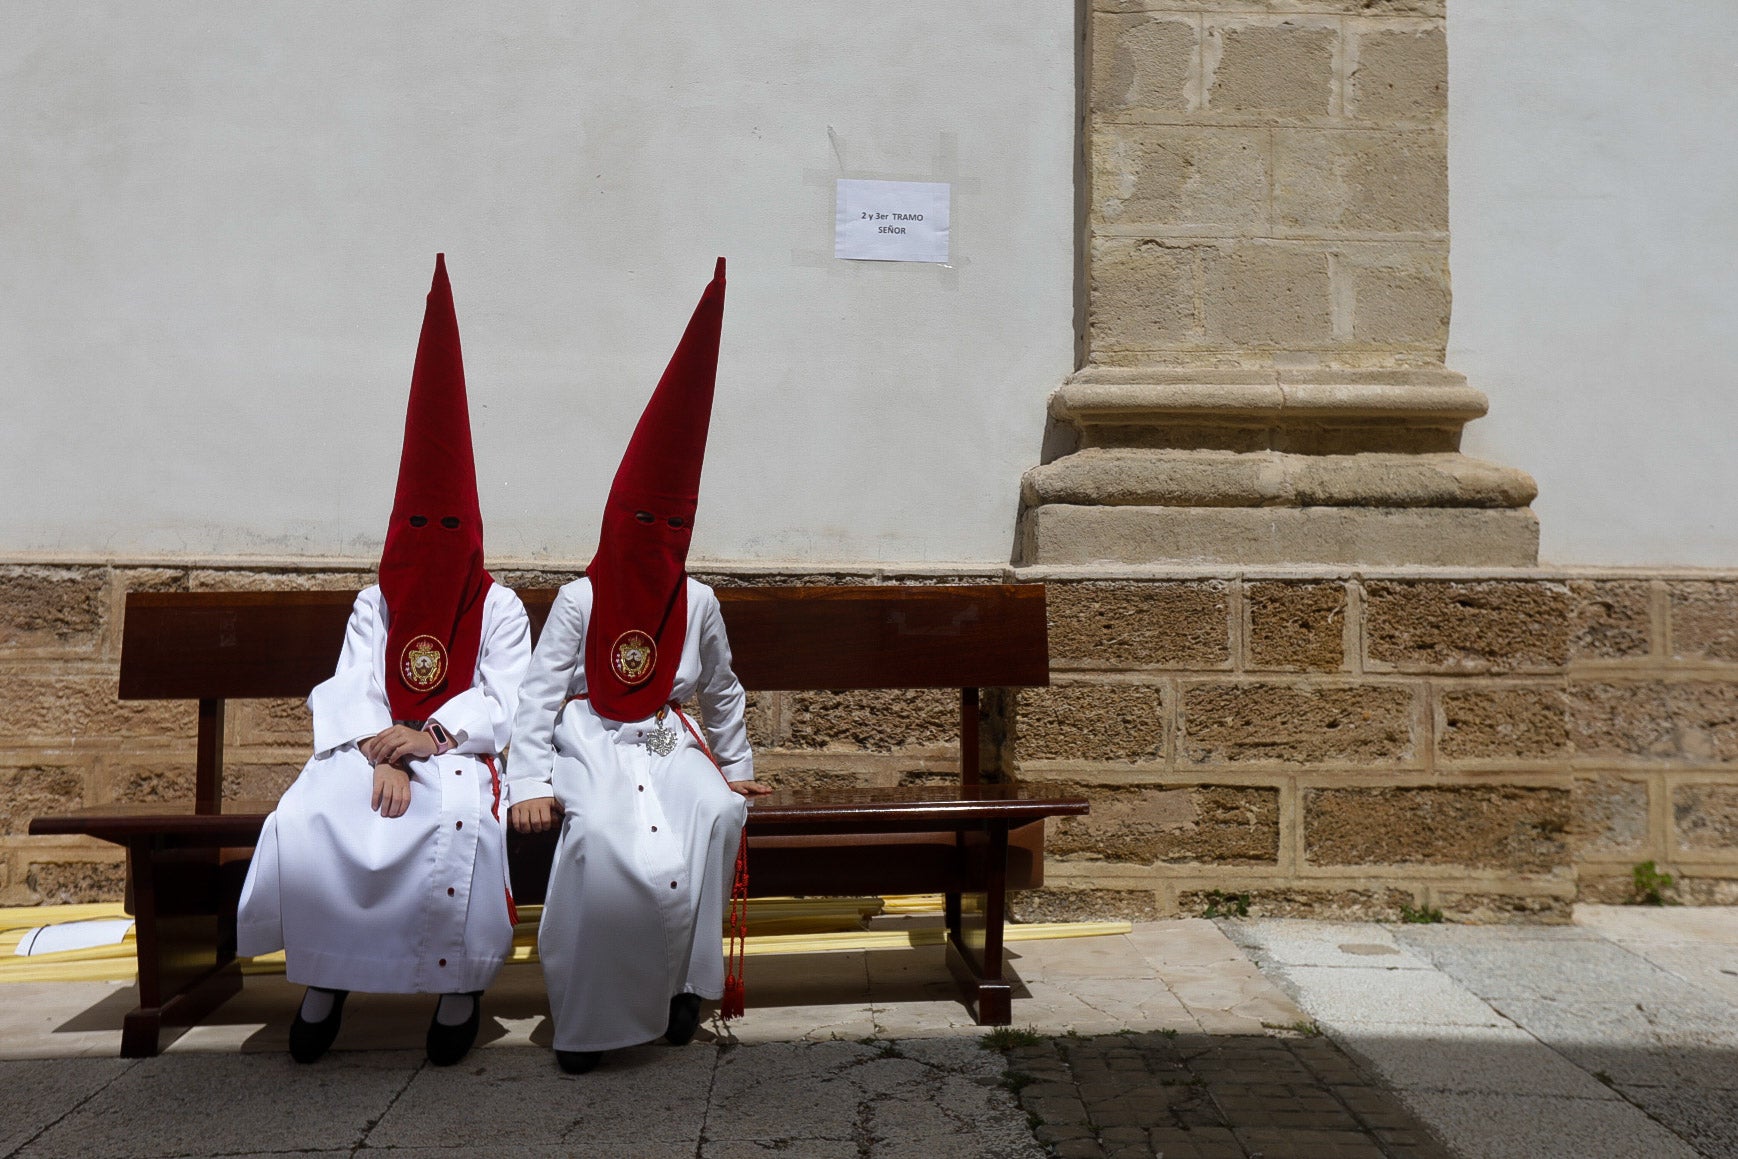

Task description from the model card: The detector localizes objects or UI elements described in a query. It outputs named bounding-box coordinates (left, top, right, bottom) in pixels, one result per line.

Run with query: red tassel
left=722, top=829, right=749, bottom=1019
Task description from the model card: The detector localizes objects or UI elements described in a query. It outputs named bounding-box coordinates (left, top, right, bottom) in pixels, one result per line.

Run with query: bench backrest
left=117, top=584, right=1049, bottom=810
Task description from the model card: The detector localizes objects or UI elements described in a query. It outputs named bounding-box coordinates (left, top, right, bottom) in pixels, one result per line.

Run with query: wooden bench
left=31, top=584, right=1086, bottom=1056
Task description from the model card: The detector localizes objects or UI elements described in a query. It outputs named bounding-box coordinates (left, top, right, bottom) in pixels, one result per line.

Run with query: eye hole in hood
left=408, top=515, right=428, bottom=527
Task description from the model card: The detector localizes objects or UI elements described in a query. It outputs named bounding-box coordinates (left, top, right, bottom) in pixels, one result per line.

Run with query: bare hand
left=510, top=797, right=562, bottom=833
left=371, top=763, right=412, bottom=818
left=365, top=724, right=437, bottom=766
left=729, top=780, right=774, bottom=797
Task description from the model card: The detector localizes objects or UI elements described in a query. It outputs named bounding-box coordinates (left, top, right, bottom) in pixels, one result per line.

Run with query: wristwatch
left=425, top=720, right=455, bottom=755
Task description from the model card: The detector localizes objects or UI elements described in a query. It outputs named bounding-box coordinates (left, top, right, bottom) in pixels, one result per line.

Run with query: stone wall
left=6, top=562, right=1738, bottom=922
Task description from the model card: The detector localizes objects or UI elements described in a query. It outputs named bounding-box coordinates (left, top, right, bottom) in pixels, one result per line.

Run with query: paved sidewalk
left=0, top=918, right=1449, bottom=1158
left=1007, top=1031, right=1453, bottom=1159
left=1225, top=905, right=1738, bottom=1159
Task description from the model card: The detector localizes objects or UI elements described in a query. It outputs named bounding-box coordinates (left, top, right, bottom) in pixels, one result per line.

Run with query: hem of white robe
left=283, top=949, right=508, bottom=995
left=235, top=918, right=283, bottom=961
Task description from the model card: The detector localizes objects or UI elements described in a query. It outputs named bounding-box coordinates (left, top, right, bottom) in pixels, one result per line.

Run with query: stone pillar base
left=1017, top=368, right=1540, bottom=567
left=1018, top=504, right=1540, bottom=567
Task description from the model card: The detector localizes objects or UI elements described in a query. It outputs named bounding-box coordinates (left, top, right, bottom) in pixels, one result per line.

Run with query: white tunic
left=508, top=577, right=752, bottom=1053
left=237, top=583, right=531, bottom=994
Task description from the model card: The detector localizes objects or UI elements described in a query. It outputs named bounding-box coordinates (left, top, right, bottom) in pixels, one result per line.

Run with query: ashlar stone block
left=1304, top=786, right=1571, bottom=872
left=1206, top=23, right=1335, bottom=118
left=1048, top=580, right=1231, bottom=669
left=1437, top=686, right=1570, bottom=762
left=1032, top=781, right=1279, bottom=864
left=26, top=858, right=126, bottom=904
left=1273, top=127, right=1448, bottom=233
left=783, top=688, right=958, bottom=752
left=1569, top=580, right=1653, bottom=661
left=1093, top=125, right=1269, bottom=230
left=1019, top=683, right=1166, bottom=763
left=230, top=697, right=314, bottom=747
left=1093, top=12, right=1195, bottom=116
left=1200, top=243, right=1333, bottom=348
left=1176, top=886, right=1415, bottom=921
left=1351, top=27, right=1446, bottom=123
left=1572, top=776, right=1651, bottom=857
left=1180, top=681, right=1416, bottom=767
left=187, top=569, right=375, bottom=591
left=0, top=764, right=88, bottom=835
left=1346, top=256, right=1451, bottom=349
left=107, top=762, right=197, bottom=804
left=1669, top=581, right=1738, bottom=663
left=1244, top=581, right=1346, bottom=671
left=0, top=674, right=192, bottom=744
left=1570, top=681, right=1738, bottom=763
left=1364, top=580, right=1571, bottom=673
left=1673, top=783, right=1738, bottom=852
left=1434, top=892, right=1572, bottom=924
left=0, top=566, right=107, bottom=652
left=1010, top=887, right=1159, bottom=924
left=224, top=762, right=301, bottom=802
left=1090, top=237, right=1198, bottom=351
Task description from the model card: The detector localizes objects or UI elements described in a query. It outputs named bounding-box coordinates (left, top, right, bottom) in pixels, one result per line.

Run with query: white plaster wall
left=0, top=3, right=1074, bottom=565
left=1450, top=0, right=1738, bottom=566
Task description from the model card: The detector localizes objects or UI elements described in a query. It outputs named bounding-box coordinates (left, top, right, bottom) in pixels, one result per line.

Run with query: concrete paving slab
left=382, top=1150, right=693, bottom=1159
left=1127, top=917, right=1261, bottom=970
left=1327, top=1023, right=1616, bottom=1099
left=1625, top=941, right=1738, bottom=1006
left=1223, top=919, right=1435, bottom=972
left=1273, top=965, right=1514, bottom=1030
left=15, top=1049, right=421, bottom=1159
left=1615, top=1081, right=1738, bottom=1159
left=1577, top=903, right=1738, bottom=947
left=1392, top=929, right=1711, bottom=1005
left=372, top=1039, right=714, bottom=1148
left=0, top=982, right=137, bottom=1059
left=0, top=1056, right=136, bottom=1156
left=1003, top=928, right=1162, bottom=980
left=1399, top=1090, right=1701, bottom=1159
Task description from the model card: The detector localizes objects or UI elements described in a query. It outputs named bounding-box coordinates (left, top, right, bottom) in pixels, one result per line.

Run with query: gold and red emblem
left=610, top=629, right=657, bottom=686
left=399, top=634, right=449, bottom=691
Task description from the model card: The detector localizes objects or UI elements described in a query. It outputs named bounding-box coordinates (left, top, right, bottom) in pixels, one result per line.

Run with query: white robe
left=237, top=583, right=531, bottom=995
left=508, top=577, right=752, bottom=1053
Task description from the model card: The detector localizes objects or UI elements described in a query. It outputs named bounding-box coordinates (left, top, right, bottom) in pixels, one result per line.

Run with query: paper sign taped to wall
left=835, top=179, right=950, bottom=263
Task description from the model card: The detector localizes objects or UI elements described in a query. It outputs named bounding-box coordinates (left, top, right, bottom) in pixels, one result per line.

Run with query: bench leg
left=945, top=823, right=1013, bottom=1026
left=121, top=839, right=244, bottom=1057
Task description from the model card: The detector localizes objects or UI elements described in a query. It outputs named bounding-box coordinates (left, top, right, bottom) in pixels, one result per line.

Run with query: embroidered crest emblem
left=399, top=634, right=448, bottom=691
left=611, top=629, right=657, bottom=686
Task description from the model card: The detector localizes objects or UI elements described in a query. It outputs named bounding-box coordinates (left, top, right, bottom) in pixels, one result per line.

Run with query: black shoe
left=665, top=993, right=703, bottom=1046
left=288, top=989, right=348, bottom=1064
left=425, top=991, right=483, bottom=1067
left=556, top=1049, right=601, bottom=1074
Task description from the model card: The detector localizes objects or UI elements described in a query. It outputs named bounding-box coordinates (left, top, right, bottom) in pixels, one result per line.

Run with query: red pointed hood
left=378, top=254, right=493, bottom=722
left=585, top=258, right=726, bottom=722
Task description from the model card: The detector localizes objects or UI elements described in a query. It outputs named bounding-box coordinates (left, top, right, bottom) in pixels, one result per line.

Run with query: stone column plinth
left=1021, top=0, right=1538, bottom=566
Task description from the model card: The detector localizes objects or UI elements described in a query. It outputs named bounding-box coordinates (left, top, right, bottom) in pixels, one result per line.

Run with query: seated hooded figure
left=236, top=256, right=531, bottom=1066
left=508, top=259, right=770, bottom=1075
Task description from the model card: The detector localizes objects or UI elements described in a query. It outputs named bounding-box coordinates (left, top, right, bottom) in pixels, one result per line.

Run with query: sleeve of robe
left=308, top=587, right=394, bottom=759
left=694, top=585, right=755, bottom=782
left=505, top=584, right=586, bottom=808
left=429, top=587, right=532, bottom=756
